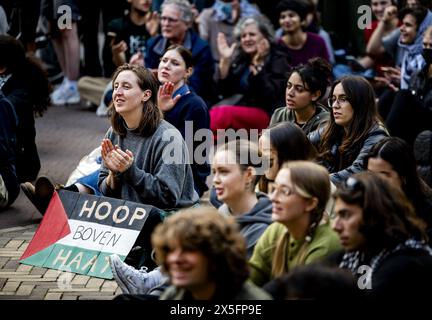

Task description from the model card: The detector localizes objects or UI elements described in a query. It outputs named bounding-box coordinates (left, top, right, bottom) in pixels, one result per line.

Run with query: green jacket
left=159, top=281, right=273, bottom=300
left=249, top=222, right=342, bottom=286
left=269, top=104, right=330, bottom=135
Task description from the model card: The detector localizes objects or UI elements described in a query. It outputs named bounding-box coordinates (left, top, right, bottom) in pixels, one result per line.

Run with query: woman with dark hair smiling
left=309, top=75, right=389, bottom=185
left=332, top=172, right=432, bottom=299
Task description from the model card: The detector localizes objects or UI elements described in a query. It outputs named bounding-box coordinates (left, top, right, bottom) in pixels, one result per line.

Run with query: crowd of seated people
left=1, top=0, right=432, bottom=301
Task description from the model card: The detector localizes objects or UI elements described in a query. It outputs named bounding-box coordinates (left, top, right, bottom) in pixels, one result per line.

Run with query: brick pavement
left=0, top=223, right=121, bottom=300
left=0, top=104, right=121, bottom=300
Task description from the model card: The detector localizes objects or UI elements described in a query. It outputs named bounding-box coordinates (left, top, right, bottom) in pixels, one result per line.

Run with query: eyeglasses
left=161, top=16, right=180, bottom=24
left=271, top=183, right=294, bottom=197
left=328, top=95, right=349, bottom=108
left=286, top=82, right=309, bottom=94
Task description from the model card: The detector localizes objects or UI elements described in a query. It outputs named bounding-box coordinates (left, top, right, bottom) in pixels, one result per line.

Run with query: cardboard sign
left=20, top=190, right=162, bottom=279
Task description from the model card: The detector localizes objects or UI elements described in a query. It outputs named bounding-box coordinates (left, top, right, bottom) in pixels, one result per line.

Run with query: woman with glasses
left=269, top=57, right=332, bottom=135
left=248, top=161, right=341, bottom=287
left=308, top=75, right=389, bottom=186
left=332, top=172, right=432, bottom=299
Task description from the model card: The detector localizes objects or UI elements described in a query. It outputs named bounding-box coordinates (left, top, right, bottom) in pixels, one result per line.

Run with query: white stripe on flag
left=56, top=219, right=140, bottom=256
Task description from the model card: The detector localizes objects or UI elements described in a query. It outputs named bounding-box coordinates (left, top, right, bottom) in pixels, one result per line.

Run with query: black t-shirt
left=107, top=15, right=151, bottom=62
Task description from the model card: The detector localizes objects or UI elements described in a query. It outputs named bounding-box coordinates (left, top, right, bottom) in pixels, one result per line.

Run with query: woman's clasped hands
left=101, top=139, right=134, bottom=175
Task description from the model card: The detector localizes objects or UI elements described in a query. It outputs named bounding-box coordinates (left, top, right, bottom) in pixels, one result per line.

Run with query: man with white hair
left=145, top=0, right=215, bottom=104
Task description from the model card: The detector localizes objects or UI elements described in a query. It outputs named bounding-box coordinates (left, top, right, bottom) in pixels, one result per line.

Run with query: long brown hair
left=271, top=161, right=331, bottom=278
left=318, top=76, right=381, bottom=169
left=334, top=172, right=427, bottom=253
left=110, top=64, right=162, bottom=137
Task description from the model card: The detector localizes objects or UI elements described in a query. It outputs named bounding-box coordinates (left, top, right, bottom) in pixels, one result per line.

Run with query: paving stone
left=43, top=269, right=61, bottom=279
left=78, top=295, right=115, bottom=300
left=61, top=295, right=79, bottom=300
left=0, top=227, right=29, bottom=234
left=45, top=293, right=63, bottom=300
left=31, top=288, right=48, bottom=297
left=3, top=260, right=20, bottom=269
left=101, top=280, right=118, bottom=292
left=30, top=267, right=47, bottom=276
left=2, top=281, right=20, bottom=292
left=0, top=278, right=6, bottom=290
left=0, top=257, right=9, bottom=269
left=0, top=271, right=33, bottom=277
left=86, top=278, right=104, bottom=289
left=18, top=243, right=29, bottom=251
left=16, top=264, right=33, bottom=273
left=16, top=284, right=35, bottom=295
left=5, top=240, right=24, bottom=250
left=71, top=275, right=90, bottom=286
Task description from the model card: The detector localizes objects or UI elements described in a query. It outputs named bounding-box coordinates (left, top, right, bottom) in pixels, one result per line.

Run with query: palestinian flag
left=20, top=190, right=159, bottom=279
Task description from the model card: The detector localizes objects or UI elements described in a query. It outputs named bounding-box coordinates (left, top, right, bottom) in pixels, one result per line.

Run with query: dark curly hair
left=151, top=206, right=249, bottom=298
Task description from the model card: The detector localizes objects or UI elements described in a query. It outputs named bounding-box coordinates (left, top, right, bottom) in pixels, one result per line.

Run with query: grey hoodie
left=218, top=192, right=272, bottom=258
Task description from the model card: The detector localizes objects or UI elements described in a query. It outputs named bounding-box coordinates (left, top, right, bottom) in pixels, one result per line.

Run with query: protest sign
left=20, top=189, right=161, bottom=279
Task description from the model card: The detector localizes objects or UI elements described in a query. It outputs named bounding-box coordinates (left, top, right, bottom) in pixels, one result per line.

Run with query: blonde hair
left=271, top=161, right=330, bottom=278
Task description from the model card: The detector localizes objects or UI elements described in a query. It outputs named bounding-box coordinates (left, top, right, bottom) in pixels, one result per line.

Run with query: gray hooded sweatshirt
left=218, top=192, right=272, bottom=258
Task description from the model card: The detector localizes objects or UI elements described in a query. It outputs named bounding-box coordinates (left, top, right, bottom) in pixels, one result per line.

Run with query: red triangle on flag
left=20, top=191, right=71, bottom=260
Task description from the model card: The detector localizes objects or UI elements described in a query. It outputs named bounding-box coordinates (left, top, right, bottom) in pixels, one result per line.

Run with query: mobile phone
left=107, top=32, right=121, bottom=45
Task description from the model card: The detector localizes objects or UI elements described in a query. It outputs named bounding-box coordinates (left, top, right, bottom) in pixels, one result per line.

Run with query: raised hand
left=129, top=51, right=145, bottom=66
left=383, top=5, right=398, bottom=24
left=111, top=40, right=127, bottom=56
left=146, top=11, right=160, bottom=37
left=217, top=32, right=237, bottom=60
left=157, top=82, right=181, bottom=112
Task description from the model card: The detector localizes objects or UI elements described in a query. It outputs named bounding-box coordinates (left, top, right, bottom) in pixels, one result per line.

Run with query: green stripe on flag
left=24, top=243, right=125, bottom=279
